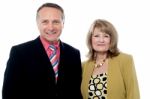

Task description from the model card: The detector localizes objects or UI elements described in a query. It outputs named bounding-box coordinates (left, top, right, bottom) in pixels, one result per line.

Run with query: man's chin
left=47, top=39, right=59, bottom=43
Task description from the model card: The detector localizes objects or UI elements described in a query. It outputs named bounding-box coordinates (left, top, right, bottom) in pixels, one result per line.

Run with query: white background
left=0, top=0, right=150, bottom=98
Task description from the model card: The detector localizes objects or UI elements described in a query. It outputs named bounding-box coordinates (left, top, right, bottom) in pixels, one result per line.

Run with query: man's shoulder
left=12, top=37, right=40, bottom=50
left=60, top=42, right=79, bottom=52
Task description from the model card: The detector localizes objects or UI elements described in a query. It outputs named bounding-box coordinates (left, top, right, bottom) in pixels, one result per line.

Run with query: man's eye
left=42, top=20, right=48, bottom=24
left=53, top=20, right=60, bottom=24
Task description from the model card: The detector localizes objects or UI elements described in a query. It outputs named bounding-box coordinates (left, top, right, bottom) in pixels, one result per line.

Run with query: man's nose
left=47, top=22, right=54, bottom=30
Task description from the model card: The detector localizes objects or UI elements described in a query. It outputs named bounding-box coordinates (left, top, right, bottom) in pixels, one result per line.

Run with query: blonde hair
left=87, top=19, right=120, bottom=60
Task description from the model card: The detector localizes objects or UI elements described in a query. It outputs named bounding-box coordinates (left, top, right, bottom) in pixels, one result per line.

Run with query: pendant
left=95, top=62, right=105, bottom=68
left=95, top=58, right=106, bottom=68
left=99, top=63, right=103, bottom=66
left=95, top=64, right=101, bottom=68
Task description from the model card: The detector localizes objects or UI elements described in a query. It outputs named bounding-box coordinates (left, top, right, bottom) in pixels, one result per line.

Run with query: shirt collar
left=40, top=36, right=60, bottom=51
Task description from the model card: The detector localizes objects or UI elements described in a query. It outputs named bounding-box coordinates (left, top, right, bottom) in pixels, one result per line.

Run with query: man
left=2, top=3, right=82, bottom=99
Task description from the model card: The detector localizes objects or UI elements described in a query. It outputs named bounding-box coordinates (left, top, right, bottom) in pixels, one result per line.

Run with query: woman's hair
left=86, top=19, right=120, bottom=60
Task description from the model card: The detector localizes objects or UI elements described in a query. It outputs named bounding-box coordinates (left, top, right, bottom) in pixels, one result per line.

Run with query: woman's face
left=92, top=27, right=111, bottom=53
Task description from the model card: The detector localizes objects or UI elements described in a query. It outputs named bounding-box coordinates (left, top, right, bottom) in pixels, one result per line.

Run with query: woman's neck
left=96, top=52, right=107, bottom=61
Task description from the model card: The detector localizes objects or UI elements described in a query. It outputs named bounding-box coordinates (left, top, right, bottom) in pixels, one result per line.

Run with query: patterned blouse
left=88, top=73, right=107, bottom=99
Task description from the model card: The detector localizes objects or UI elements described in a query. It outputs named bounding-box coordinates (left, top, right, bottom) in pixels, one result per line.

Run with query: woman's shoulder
left=116, top=52, right=133, bottom=59
left=112, top=52, right=134, bottom=65
left=82, top=59, right=91, bottom=65
left=81, top=59, right=94, bottom=68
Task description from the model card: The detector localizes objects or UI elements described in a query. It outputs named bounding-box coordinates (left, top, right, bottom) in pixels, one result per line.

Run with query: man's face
left=37, top=7, right=64, bottom=42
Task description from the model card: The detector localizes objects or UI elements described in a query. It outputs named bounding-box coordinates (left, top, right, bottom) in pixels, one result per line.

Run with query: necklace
left=95, top=59, right=106, bottom=68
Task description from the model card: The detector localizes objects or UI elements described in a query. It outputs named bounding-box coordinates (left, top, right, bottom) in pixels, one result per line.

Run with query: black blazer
left=2, top=37, right=82, bottom=99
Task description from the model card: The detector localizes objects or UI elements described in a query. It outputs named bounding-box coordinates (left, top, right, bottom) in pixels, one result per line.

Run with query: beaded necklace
left=95, top=59, right=106, bottom=68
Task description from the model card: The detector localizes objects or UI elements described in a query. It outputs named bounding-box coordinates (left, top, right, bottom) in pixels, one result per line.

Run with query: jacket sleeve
left=2, top=46, right=24, bottom=99
left=121, top=55, right=140, bottom=99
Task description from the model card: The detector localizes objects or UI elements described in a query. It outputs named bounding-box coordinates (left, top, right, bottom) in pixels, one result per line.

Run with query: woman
left=81, top=19, right=140, bottom=99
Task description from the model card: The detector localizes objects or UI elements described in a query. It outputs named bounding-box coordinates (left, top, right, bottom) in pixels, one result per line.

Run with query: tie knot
left=49, top=45, right=56, bottom=51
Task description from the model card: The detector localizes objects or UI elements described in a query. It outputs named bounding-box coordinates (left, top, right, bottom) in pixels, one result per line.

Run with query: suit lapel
left=57, top=42, right=66, bottom=83
left=33, top=37, right=55, bottom=81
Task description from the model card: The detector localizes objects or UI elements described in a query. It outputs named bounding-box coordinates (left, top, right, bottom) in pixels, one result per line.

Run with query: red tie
left=49, top=45, right=59, bottom=82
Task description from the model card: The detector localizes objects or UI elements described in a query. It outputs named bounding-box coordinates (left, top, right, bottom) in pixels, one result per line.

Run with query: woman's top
left=88, top=73, right=107, bottom=99
left=81, top=52, right=140, bottom=99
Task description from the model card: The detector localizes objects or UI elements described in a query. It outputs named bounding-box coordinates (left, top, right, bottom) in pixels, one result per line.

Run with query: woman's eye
left=104, top=35, right=109, bottom=37
left=92, top=34, right=99, bottom=37
left=104, top=34, right=110, bottom=38
left=95, top=35, right=99, bottom=37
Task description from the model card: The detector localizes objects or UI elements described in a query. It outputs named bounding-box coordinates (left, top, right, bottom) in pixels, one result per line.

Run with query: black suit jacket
left=2, top=37, right=82, bottom=99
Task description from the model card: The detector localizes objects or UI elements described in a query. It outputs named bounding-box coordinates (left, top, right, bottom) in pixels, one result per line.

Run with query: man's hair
left=36, top=3, right=65, bottom=21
